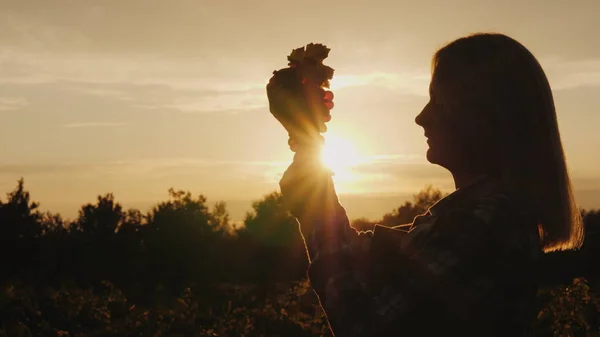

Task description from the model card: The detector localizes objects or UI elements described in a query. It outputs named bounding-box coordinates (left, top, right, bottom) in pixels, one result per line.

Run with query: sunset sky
left=1, top=0, right=599, bottom=222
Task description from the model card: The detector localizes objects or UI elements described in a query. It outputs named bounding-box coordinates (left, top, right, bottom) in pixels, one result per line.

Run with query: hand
left=267, top=67, right=334, bottom=152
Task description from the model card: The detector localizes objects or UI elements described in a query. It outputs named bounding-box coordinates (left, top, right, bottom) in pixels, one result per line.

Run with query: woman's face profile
left=415, top=75, right=478, bottom=172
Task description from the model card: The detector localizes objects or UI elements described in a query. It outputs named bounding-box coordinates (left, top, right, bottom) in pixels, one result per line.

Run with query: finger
left=288, top=138, right=298, bottom=152
left=269, top=73, right=278, bottom=84
left=316, top=87, right=326, bottom=100
left=323, top=90, right=334, bottom=111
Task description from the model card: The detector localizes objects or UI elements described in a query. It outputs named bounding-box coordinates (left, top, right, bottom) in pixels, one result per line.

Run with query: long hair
left=431, top=33, right=584, bottom=252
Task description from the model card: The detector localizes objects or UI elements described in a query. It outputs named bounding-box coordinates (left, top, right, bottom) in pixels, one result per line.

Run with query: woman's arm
left=279, top=150, right=383, bottom=335
left=279, top=150, right=372, bottom=263
left=280, top=157, right=539, bottom=336
left=280, top=151, right=427, bottom=336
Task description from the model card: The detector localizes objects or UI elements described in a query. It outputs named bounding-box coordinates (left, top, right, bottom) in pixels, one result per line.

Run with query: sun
left=328, top=75, right=367, bottom=91
left=321, top=134, right=362, bottom=174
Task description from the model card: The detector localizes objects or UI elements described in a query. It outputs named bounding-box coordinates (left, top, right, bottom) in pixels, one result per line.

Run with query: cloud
left=0, top=48, right=270, bottom=114
left=62, top=122, right=129, bottom=128
left=125, top=84, right=267, bottom=114
left=540, top=57, right=600, bottom=90
left=323, top=57, right=600, bottom=101
left=330, top=71, right=430, bottom=96
left=50, top=80, right=267, bottom=115
left=322, top=153, right=454, bottom=195
left=0, top=157, right=287, bottom=179
left=359, top=163, right=453, bottom=190
left=328, top=57, right=600, bottom=96
left=0, top=163, right=91, bottom=176
left=0, top=157, right=289, bottom=216
left=0, top=49, right=267, bottom=87
left=0, top=96, right=28, bottom=111
left=2, top=156, right=600, bottom=221
left=0, top=1, right=217, bottom=55
left=571, top=175, right=600, bottom=191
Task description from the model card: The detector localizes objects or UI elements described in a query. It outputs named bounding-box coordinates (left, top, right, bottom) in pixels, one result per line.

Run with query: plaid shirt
left=280, top=152, right=542, bottom=337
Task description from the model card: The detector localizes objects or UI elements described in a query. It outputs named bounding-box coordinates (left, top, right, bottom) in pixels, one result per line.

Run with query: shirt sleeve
left=279, top=154, right=539, bottom=337
left=279, top=151, right=373, bottom=264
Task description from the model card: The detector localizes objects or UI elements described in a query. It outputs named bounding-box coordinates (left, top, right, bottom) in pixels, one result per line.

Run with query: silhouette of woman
left=266, top=33, right=584, bottom=337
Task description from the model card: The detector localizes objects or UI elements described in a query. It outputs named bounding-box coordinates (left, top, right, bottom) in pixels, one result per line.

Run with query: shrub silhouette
left=0, top=178, right=597, bottom=336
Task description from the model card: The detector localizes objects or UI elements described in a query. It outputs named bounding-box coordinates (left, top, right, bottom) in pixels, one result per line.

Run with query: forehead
left=428, top=72, right=444, bottom=96
left=427, top=70, right=467, bottom=112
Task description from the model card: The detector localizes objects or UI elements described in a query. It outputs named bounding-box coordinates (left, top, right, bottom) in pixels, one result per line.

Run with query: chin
left=425, top=148, right=448, bottom=168
left=425, top=148, right=439, bottom=165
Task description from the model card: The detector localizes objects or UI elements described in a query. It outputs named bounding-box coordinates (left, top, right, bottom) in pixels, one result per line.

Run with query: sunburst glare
left=321, top=133, right=362, bottom=174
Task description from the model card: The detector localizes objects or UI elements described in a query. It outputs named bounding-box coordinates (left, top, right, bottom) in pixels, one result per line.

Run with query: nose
left=415, top=102, right=431, bottom=127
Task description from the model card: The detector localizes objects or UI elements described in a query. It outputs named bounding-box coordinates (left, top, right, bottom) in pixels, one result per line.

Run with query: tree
left=39, top=211, right=66, bottom=235
left=0, top=178, right=42, bottom=240
left=238, top=191, right=307, bottom=282
left=379, top=185, right=447, bottom=227
left=75, top=193, right=123, bottom=236
left=117, top=209, right=145, bottom=235
left=146, top=188, right=217, bottom=237
left=142, top=188, right=229, bottom=289
left=210, top=201, right=231, bottom=234
left=351, top=217, right=378, bottom=232
left=240, top=191, right=298, bottom=247
left=0, top=179, right=44, bottom=280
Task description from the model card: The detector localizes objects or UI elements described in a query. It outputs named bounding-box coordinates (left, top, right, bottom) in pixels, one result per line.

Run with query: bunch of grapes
left=268, top=43, right=335, bottom=151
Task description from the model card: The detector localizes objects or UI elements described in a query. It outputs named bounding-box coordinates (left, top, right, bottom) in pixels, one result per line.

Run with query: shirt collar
left=428, top=174, right=496, bottom=217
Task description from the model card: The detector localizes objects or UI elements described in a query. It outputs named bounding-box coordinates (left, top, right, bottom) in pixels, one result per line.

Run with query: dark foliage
left=0, top=179, right=598, bottom=336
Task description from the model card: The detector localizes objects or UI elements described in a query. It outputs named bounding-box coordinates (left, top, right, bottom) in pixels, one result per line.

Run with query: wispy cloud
left=0, top=163, right=90, bottom=176
left=0, top=96, right=28, bottom=111
left=540, top=57, right=600, bottom=90
left=330, top=71, right=430, bottom=96
left=330, top=57, right=600, bottom=95
left=0, top=157, right=288, bottom=179
left=63, top=122, right=128, bottom=128
left=0, top=49, right=269, bottom=114
left=0, top=49, right=268, bottom=89
left=317, top=152, right=455, bottom=195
